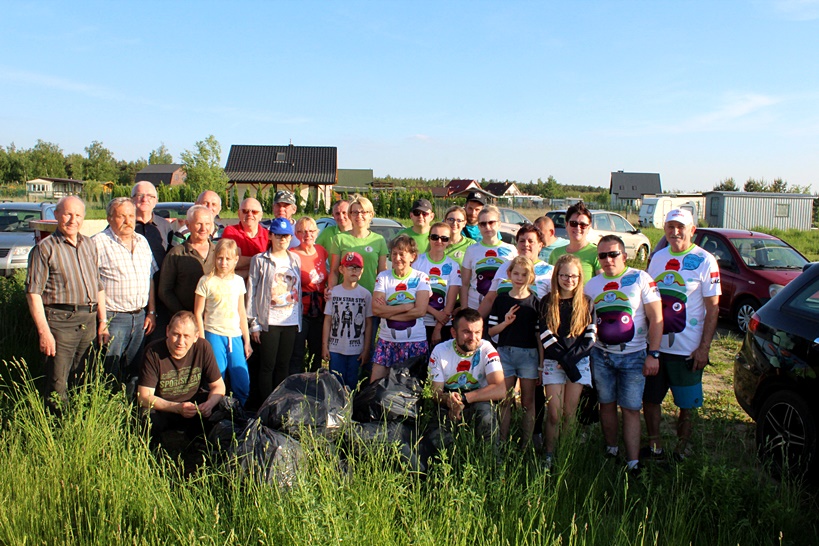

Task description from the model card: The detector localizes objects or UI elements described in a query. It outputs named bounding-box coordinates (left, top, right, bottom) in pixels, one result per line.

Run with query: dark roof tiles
left=225, top=145, right=337, bottom=185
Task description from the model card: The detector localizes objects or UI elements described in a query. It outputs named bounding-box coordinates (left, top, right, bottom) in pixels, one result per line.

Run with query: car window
left=372, top=225, right=403, bottom=242
left=729, top=237, right=807, bottom=269
left=700, top=235, right=736, bottom=270
left=506, top=210, right=527, bottom=224
left=610, top=214, right=631, bottom=233
left=0, top=209, right=40, bottom=232
left=549, top=212, right=565, bottom=229
left=783, top=274, right=819, bottom=319
left=593, top=213, right=613, bottom=232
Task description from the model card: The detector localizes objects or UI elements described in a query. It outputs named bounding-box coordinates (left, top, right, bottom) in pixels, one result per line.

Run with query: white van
left=639, top=196, right=703, bottom=228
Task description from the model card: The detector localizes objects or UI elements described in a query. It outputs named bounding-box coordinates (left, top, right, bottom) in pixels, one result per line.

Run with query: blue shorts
left=591, top=347, right=646, bottom=411
left=498, top=346, right=540, bottom=380
left=541, top=356, right=592, bottom=386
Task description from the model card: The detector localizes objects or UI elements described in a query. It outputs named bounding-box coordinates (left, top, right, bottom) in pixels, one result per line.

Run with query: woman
left=548, top=201, right=601, bottom=283
left=247, top=218, right=302, bottom=401
left=289, top=216, right=328, bottom=374
left=327, top=196, right=388, bottom=294
left=412, top=222, right=461, bottom=347
left=460, top=205, right=517, bottom=311
left=443, top=205, right=476, bottom=266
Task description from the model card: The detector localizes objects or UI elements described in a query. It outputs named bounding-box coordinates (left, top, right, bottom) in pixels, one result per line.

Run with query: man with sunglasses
left=395, top=198, right=435, bottom=254
left=222, top=197, right=268, bottom=279
left=584, top=235, right=662, bottom=474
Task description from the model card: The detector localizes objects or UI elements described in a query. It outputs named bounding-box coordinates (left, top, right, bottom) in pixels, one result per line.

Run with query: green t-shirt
left=395, top=227, right=430, bottom=255
left=332, top=231, right=389, bottom=292
left=317, top=225, right=344, bottom=252
left=445, top=236, right=476, bottom=266
left=548, top=243, right=601, bottom=285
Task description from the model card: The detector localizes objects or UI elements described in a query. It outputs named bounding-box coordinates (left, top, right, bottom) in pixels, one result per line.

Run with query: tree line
left=713, top=176, right=812, bottom=194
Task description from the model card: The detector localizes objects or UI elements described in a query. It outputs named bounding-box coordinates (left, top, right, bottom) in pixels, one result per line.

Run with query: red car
left=651, top=228, right=808, bottom=332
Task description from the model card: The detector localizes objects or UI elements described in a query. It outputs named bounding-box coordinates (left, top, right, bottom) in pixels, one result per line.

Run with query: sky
left=2, top=0, right=818, bottom=192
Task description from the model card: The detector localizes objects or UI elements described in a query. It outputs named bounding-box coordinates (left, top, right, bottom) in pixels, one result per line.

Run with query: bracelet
left=461, top=393, right=470, bottom=408
left=147, top=311, right=156, bottom=316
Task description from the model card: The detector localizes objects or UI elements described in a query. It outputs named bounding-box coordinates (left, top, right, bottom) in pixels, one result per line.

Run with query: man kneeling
left=428, top=308, right=506, bottom=445
left=138, top=311, right=225, bottom=442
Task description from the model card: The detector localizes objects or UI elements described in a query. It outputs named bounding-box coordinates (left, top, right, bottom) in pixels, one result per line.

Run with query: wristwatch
left=648, top=350, right=661, bottom=359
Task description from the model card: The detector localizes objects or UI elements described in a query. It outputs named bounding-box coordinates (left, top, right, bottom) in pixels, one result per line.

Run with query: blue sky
left=2, top=0, right=818, bottom=192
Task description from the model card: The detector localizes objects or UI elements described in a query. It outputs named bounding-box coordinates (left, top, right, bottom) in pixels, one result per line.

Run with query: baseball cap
left=341, top=251, right=364, bottom=268
left=268, top=217, right=295, bottom=235
left=274, top=190, right=296, bottom=206
left=665, top=209, right=694, bottom=226
left=411, top=198, right=433, bottom=213
left=465, top=191, right=486, bottom=205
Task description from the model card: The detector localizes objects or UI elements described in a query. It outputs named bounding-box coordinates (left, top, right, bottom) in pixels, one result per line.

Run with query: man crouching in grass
left=137, top=311, right=225, bottom=444
left=427, top=308, right=506, bottom=448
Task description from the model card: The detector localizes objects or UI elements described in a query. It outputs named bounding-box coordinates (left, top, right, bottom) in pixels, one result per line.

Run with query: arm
left=388, top=289, right=430, bottom=321
left=691, top=295, right=719, bottom=370
left=197, top=377, right=226, bottom=418
left=193, top=294, right=206, bottom=339
left=327, top=253, right=341, bottom=292
left=143, top=280, right=156, bottom=334
left=322, top=314, right=332, bottom=361
left=359, top=317, right=372, bottom=364
left=643, top=299, right=663, bottom=376
left=137, top=385, right=199, bottom=418
left=26, top=293, right=55, bottom=357
left=97, top=290, right=109, bottom=344
left=477, top=290, right=497, bottom=322
left=488, top=303, right=519, bottom=337
left=246, top=258, right=262, bottom=342
left=377, top=255, right=387, bottom=275
left=371, top=292, right=414, bottom=318
left=158, top=253, right=185, bottom=314
left=460, top=267, right=472, bottom=310
left=238, top=294, right=252, bottom=359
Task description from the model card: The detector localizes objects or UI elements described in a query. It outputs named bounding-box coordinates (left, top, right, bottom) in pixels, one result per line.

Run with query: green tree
left=180, top=135, right=229, bottom=196
left=713, top=177, right=739, bottom=191
left=30, top=140, right=67, bottom=179
left=1, top=143, right=31, bottom=183
left=230, top=185, right=239, bottom=211
left=769, top=178, right=788, bottom=193
left=148, top=143, right=173, bottom=165
left=65, top=153, right=85, bottom=180
left=743, top=177, right=767, bottom=192
left=84, top=141, right=119, bottom=183
left=117, top=158, right=147, bottom=186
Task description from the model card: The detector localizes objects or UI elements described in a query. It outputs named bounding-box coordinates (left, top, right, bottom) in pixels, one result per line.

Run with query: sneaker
left=672, top=451, right=687, bottom=463
left=604, top=446, right=619, bottom=459
left=627, top=462, right=643, bottom=478
left=543, top=453, right=553, bottom=471
left=639, top=446, right=666, bottom=461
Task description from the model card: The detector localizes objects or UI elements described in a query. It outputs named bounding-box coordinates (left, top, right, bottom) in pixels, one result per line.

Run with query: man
left=273, top=190, right=301, bottom=249
left=462, top=191, right=485, bottom=242
left=584, top=235, right=662, bottom=473
left=159, top=206, right=216, bottom=314
left=222, top=197, right=268, bottom=278
left=644, top=209, right=720, bottom=461
left=535, top=216, right=569, bottom=262
left=428, top=308, right=506, bottom=445
left=172, top=190, right=225, bottom=245
left=93, top=198, right=158, bottom=384
left=26, top=196, right=109, bottom=411
left=316, top=199, right=351, bottom=250
left=395, top=198, right=435, bottom=254
left=137, top=311, right=225, bottom=442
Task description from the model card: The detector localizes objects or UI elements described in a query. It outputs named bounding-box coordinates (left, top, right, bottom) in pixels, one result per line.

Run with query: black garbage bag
left=353, top=355, right=426, bottom=423
left=229, top=419, right=303, bottom=487
left=208, top=419, right=244, bottom=451
left=208, top=395, right=250, bottom=427
left=346, top=421, right=424, bottom=473
left=256, top=370, right=349, bottom=437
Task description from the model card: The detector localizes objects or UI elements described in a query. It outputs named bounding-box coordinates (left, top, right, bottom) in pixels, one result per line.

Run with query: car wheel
left=635, top=245, right=648, bottom=262
left=733, top=298, right=759, bottom=333
left=756, top=390, right=817, bottom=481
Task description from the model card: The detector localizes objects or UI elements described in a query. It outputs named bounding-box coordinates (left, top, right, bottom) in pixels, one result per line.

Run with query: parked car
left=497, top=207, right=530, bottom=244
left=546, top=209, right=651, bottom=261
left=153, top=201, right=194, bottom=221
left=315, top=217, right=405, bottom=244
left=734, top=262, right=819, bottom=481
left=652, top=228, right=808, bottom=332
left=0, top=202, right=57, bottom=276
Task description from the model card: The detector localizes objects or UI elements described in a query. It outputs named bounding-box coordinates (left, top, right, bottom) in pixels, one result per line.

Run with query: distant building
left=26, top=177, right=83, bottom=199
left=135, top=164, right=186, bottom=186
left=484, top=182, right=522, bottom=198
left=610, top=171, right=662, bottom=208
left=433, top=179, right=495, bottom=201
left=704, top=191, right=815, bottom=231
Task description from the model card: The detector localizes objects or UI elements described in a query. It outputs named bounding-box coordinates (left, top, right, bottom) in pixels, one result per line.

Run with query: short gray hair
left=197, top=190, right=222, bottom=206
left=106, top=197, right=134, bottom=218
left=186, top=204, right=213, bottom=223
left=131, top=181, right=156, bottom=198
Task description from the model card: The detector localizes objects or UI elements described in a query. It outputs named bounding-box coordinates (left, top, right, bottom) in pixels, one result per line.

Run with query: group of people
left=26, top=187, right=720, bottom=471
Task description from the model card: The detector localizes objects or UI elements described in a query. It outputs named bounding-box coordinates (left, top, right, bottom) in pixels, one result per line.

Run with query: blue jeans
left=329, top=352, right=361, bottom=391
left=104, top=310, right=145, bottom=381
left=205, top=332, right=250, bottom=406
left=591, top=347, right=646, bottom=411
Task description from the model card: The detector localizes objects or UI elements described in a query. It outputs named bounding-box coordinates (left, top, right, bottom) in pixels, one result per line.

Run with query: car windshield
left=729, top=237, right=807, bottom=269
left=0, top=210, right=39, bottom=232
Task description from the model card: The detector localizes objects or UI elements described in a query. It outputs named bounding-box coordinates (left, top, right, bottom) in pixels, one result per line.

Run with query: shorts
left=372, top=339, right=428, bottom=368
left=498, top=346, right=540, bottom=380
left=541, top=356, right=592, bottom=386
left=591, top=347, right=646, bottom=411
left=643, top=352, right=704, bottom=409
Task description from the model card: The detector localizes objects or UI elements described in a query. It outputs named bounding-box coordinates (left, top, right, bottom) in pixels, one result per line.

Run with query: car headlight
left=768, top=284, right=785, bottom=298
left=12, top=246, right=32, bottom=256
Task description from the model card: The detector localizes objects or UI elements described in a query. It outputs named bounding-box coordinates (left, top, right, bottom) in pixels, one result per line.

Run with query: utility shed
left=704, top=191, right=815, bottom=230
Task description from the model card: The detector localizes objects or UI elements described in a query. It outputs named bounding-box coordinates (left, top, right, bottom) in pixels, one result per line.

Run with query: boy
left=322, top=252, right=373, bottom=389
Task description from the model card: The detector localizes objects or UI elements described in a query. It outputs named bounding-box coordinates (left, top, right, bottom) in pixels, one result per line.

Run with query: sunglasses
left=241, top=209, right=262, bottom=215
left=479, top=220, right=498, bottom=228
left=598, top=251, right=622, bottom=260
left=412, top=209, right=431, bottom=217
left=568, top=220, right=590, bottom=229
left=429, top=234, right=450, bottom=242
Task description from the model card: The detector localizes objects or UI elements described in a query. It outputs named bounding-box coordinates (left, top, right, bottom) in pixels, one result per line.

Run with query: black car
left=734, top=262, right=819, bottom=481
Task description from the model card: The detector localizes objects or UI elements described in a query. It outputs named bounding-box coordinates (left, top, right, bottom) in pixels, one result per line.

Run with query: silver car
left=0, top=202, right=57, bottom=276
left=547, top=209, right=651, bottom=261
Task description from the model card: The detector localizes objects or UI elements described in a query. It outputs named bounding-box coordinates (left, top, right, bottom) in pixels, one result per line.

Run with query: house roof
left=610, top=171, right=661, bottom=199
left=27, top=177, right=84, bottom=185
left=137, top=164, right=183, bottom=174
left=484, top=182, right=518, bottom=196
left=446, top=179, right=481, bottom=194
left=225, top=144, right=337, bottom=185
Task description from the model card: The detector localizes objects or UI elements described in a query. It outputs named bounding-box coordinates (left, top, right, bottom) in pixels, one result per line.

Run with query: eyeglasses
left=133, top=193, right=157, bottom=201
left=598, top=251, right=622, bottom=260
left=296, top=229, right=318, bottom=235
left=479, top=220, right=498, bottom=228
left=429, top=234, right=450, bottom=242
left=558, top=274, right=581, bottom=281
left=412, top=209, right=431, bottom=217
left=445, top=217, right=465, bottom=224
left=569, top=220, right=590, bottom=229
left=350, top=210, right=370, bottom=216
left=240, top=209, right=262, bottom=215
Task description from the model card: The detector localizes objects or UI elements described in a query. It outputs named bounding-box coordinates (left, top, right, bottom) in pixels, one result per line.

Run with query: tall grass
left=0, top=358, right=815, bottom=545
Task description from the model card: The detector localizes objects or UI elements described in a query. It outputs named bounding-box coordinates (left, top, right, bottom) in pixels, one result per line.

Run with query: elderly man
left=159, top=206, right=216, bottom=314
left=26, top=196, right=109, bottom=411
left=93, top=198, right=158, bottom=384
left=643, top=209, right=720, bottom=461
left=222, top=197, right=268, bottom=278
left=132, top=181, right=173, bottom=269
left=172, top=190, right=225, bottom=245
left=462, top=191, right=485, bottom=242
left=137, top=311, right=225, bottom=442
left=316, top=199, right=351, bottom=250
left=534, top=216, right=569, bottom=262
left=395, top=198, right=435, bottom=254
left=584, top=235, right=663, bottom=474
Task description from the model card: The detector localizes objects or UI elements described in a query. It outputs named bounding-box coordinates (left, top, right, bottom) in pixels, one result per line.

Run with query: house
left=135, top=164, right=186, bottom=186
left=704, top=191, right=815, bottom=231
left=609, top=171, right=662, bottom=208
left=25, top=177, right=83, bottom=199
left=224, top=144, right=337, bottom=206
left=433, top=179, right=496, bottom=201
left=484, top=182, right=522, bottom=198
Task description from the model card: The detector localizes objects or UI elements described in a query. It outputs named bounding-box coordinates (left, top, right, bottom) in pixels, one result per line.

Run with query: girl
left=488, top=256, right=542, bottom=445
left=193, top=238, right=252, bottom=406
left=538, top=254, right=596, bottom=465
left=460, top=205, right=517, bottom=311
left=442, top=205, right=476, bottom=266
left=370, top=235, right=431, bottom=383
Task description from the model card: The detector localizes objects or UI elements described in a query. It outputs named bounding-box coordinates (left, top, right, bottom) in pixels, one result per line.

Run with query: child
left=193, top=238, right=252, bottom=406
left=488, top=256, right=542, bottom=445
left=370, top=235, right=431, bottom=383
left=322, top=252, right=373, bottom=390
left=538, top=254, right=596, bottom=465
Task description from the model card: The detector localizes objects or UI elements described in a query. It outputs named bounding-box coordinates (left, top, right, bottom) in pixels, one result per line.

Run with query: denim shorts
left=591, top=347, right=646, bottom=411
left=498, top=346, right=540, bottom=380
left=541, top=356, right=592, bottom=386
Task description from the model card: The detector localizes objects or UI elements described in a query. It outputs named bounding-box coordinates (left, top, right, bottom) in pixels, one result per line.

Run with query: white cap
left=665, top=209, right=694, bottom=226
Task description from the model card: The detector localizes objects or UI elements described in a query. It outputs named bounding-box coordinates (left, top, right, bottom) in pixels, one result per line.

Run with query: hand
left=244, top=341, right=253, bottom=359
left=178, top=401, right=198, bottom=418
left=432, top=326, right=442, bottom=346
left=643, top=356, right=659, bottom=376
left=447, top=392, right=464, bottom=421
left=358, top=350, right=370, bottom=364
left=322, top=347, right=330, bottom=362
left=39, top=329, right=56, bottom=357
left=691, top=345, right=709, bottom=371
left=251, top=331, right=261, bottom=344
left=198, top=400, right=216, bottom=418
left=143, top=313, right=156, bottom=335
left=504, top=305, right=520, bottom=325
left=98, top=324, right=110, bottom=345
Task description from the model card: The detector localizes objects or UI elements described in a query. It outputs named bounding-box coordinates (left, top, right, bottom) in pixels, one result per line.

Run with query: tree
left=30, top=140, right=67, bottom=179
left=180, top=135, right=229, bottom=196
left=769, top=178, right=788, bottom=193
left=84, top=141, right=119, bottom=182
left=117, top=158, right=148, bottom=186
left=1, top=143, right=31, bottom=184
left=743, top=177, right=767, bottom=192
left=149, top=143, right=173, bottom=165
left=713, top=177, right=738, bottom=191
left=65, top=153, right=85, bottom=180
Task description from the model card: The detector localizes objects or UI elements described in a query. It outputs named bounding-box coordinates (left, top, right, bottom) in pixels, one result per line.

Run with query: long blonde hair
left=542, top=254, right=590, bottom=337
left=209, top=238, right=239, bottom=278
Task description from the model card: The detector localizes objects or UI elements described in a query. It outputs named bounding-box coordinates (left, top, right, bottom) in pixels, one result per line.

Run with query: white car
left=0, top=202, right=57, bottom=276
left=547, top=209, right=651, bottom=261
